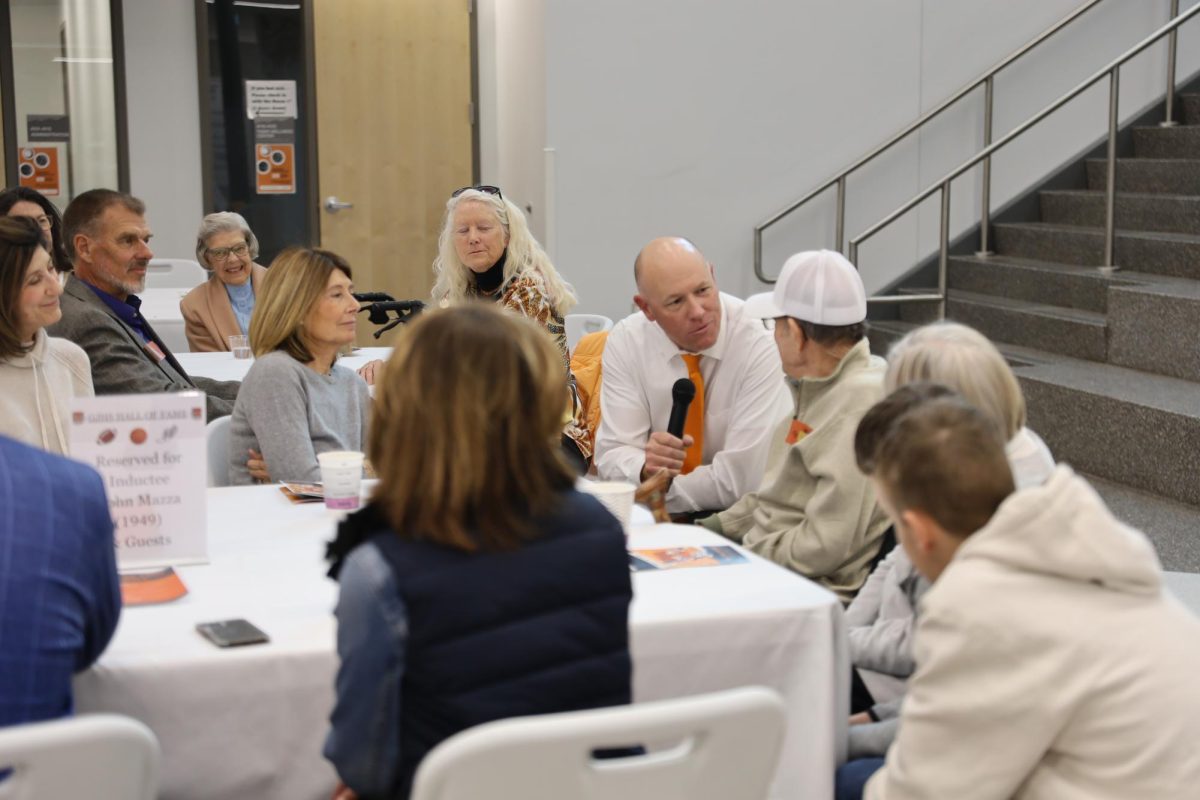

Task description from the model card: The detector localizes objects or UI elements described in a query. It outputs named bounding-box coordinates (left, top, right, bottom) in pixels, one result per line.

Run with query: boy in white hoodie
left=850, top=384, right=1200, bottom=800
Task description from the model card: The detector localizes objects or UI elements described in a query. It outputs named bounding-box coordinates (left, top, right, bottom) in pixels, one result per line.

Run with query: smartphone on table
left=195, top=618, right=270, bottom=648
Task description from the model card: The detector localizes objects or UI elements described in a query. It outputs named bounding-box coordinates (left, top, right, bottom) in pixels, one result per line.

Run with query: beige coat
left=867, top=466, right=1200, bottom=800
left=179, top=263, right=267, bottom=352
left=714, top=339, right=890, bottom=602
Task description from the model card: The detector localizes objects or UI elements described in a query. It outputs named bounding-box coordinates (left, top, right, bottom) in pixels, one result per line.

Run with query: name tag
left=145, top=341, right=167, bottom=362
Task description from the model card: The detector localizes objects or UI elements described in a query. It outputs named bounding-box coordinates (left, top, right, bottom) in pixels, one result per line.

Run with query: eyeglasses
left=451, top=185, right=503, bottom=200
left=208, top=242, right=249, bottom=261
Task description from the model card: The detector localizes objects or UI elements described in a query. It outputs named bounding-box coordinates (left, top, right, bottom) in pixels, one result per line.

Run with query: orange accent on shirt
left=786, top=419, right=813, bottom=445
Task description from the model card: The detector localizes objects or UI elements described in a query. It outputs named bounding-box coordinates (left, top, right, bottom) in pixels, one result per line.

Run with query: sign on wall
left=69, top=392, right=208, bottom=570
left=255, top=142, right=296, bottom=194
left=26, top=115, right=70, bottom=142
left=245, top=79, right=297, bottom=119
left=17, top=147, right=60, bottom=196
left=253, top=116, right=296, bottom=195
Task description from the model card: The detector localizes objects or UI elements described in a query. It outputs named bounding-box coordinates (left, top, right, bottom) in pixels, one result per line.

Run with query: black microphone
left=666, top=378, right=696, bottom=439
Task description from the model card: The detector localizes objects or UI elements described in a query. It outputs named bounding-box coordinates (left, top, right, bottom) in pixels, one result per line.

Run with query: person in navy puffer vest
left=323, top=304, right=633, bottom=800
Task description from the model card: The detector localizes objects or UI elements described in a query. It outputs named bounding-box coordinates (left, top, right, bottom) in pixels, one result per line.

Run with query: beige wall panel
left=313, top=0, right=473, bottom=346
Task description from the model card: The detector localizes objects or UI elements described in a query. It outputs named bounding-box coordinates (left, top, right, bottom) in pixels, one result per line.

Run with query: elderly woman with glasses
left=0, top=186, right=69, bottom=273
left=180, top=211, right=268, bottom=352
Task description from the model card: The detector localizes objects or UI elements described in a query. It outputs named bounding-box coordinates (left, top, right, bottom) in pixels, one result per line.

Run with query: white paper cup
left=579, top=480, right=637, bottom=528
left=318, top=451, right=364, bottom=510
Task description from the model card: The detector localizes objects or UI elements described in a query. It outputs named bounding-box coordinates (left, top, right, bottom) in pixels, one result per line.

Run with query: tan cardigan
left=179, top=263, right=267, bottom=352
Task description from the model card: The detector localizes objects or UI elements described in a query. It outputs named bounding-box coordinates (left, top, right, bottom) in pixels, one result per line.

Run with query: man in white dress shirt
left=594, top=237, right=790, bottom=515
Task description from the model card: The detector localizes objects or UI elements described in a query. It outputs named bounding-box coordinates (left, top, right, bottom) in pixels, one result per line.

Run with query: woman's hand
left=247, top=449, right=271, bottom=483
left=357, top=359, right=385, bottom=386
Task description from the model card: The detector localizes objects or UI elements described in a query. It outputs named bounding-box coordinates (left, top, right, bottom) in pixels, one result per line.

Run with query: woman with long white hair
left=432, top=186, right=576, bottom=366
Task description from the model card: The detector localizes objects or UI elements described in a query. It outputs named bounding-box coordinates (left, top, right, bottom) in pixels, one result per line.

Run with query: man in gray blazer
left=46, top=189, right=239, bottom=420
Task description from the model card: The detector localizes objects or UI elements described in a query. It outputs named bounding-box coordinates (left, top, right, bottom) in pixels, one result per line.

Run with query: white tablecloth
left=74, top=486, right=846, bottom=799
left=138, top=288, right=191, bottom=356
left=177, top=348, right=393, bottom=384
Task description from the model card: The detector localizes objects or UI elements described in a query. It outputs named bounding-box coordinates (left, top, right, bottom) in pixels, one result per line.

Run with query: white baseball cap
left=744, top=249, right=867, bottom=325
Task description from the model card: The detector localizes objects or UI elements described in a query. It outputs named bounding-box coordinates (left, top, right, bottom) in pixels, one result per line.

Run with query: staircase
left=870, top=95, right=1200, bottom=573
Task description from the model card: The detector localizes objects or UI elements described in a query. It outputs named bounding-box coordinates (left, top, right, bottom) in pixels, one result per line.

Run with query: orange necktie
left=680, top=354, right=705, bottom=474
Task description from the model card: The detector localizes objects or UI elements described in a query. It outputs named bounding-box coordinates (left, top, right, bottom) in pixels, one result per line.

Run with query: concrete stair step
left=868, top=319, right=1200, bottom=508
left=1178, top=93, right=1200, bottom=126
left=1040, top=190, right=1200, bottom=235
left=1107, top=276, right=1200, bottom=382
left=1133, top=124, right=1200, bottom=158
left=1085, top=158, right=1200, bottom=194
left=948, top=255, right=1130, bottom=313
left=1090, top=476, right=1200, bottom=573
left=945, top=289, right=1107, bottom=361
left=993, top=222, right=1200, bottom=279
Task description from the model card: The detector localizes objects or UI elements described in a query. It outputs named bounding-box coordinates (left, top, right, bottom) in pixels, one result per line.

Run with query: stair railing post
left=753, top=226, right=764, bottom=282
left=977, top=76, right=995, bottom=256
left=1162, top=0, right=1180, bottom=128
left=1103, top=67, right=1120, bottom=271
left=848, top=239, right=859, bottom=271
left=939, top=181, right=951, bottom=320
left=835, top=176, right=847, bottom=255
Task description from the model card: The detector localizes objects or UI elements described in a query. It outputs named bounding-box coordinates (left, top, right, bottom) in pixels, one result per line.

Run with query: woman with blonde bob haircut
left=884, top=321, right=1053, bottom=477
left=227, top=247, right=370, bottom=485
left=323, top=304, right=632, bottom=800
left=839, top=320, right=1056, bottom=784
left=431, top=187, right=577, bottom=364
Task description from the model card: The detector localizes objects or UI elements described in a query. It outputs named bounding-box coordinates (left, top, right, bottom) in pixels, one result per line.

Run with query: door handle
left=324, top=196, right=354, bottom=213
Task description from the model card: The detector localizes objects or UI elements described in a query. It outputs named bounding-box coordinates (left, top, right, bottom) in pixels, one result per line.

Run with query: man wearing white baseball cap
left=698, top=249, right=891, bottom=602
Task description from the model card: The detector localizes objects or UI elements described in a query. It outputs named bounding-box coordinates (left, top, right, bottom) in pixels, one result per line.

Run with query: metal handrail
left=852, top=0, right=1196, bottom=316
left=753, top=0, right=1167, bottom=281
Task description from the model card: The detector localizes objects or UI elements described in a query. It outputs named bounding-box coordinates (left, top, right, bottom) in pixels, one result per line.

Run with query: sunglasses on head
left=451, top=185, right=503, bottom=200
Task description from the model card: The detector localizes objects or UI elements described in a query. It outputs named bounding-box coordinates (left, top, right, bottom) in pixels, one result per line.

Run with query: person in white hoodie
left=0, top=216, right=92, bottom=455
left=849, top=384, right=1200, bottom=800
left=846, top=323, right=1057, bottom=757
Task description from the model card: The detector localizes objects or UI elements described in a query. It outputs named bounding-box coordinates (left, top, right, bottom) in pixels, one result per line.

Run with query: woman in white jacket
left=844, top=322, right=1055, bottom=764
left=0, top=216, right=92, bottom=454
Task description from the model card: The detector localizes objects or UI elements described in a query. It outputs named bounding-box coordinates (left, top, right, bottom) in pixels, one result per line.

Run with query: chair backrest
left=206, top=415, right=232, bottom=488
left=0, top=713, right=159, bottom=800
left=565, top=314, right=613, bottom=354
left=145, top=258, right=207, bottom=290
left=410, top=686, right=786, bottom=800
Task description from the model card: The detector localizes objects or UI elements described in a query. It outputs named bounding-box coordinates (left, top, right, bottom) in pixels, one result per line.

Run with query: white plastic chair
left=145, top=258, right=207, bottom=290
left=409, top=686, right=786, bottom=800
left=0, top=713, right=159, bottom=800
left=565, top=313, right=613, bottom=354
left=206, top=415, right=232, bottom=487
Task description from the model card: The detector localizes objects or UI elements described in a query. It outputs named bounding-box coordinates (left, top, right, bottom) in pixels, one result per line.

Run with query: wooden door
left=312, top=0, right=473, bottom=346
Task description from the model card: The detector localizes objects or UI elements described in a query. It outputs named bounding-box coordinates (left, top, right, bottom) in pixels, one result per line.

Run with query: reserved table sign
left=70, top=391, right=209, bottom=569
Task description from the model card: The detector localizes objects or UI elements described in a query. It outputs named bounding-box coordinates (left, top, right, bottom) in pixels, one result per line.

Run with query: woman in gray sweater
left=228, top=247, right=370, bottom=486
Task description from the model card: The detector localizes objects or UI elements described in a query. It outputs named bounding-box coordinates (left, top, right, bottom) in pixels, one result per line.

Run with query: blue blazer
left=0, top=435, right=121, bottom=726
